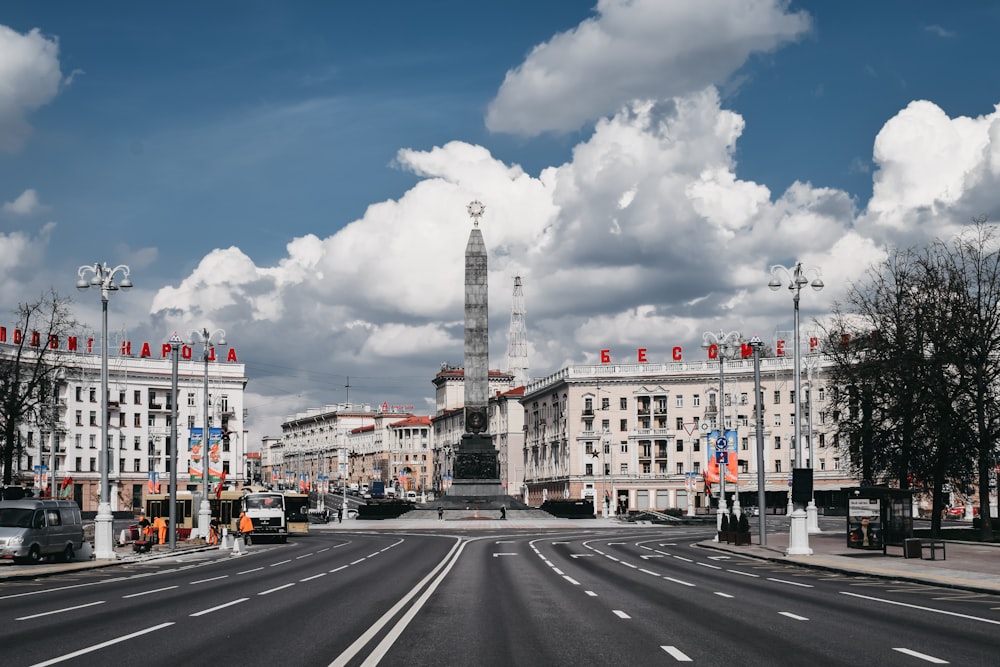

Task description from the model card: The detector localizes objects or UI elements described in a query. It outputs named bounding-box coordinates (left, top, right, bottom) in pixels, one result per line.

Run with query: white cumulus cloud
left=486, top=0, right=810, bottom=135
left=0, top=26, right=62, bottom=152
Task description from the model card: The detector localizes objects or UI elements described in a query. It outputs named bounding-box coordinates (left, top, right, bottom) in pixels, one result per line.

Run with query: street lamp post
left=769, top=261, right=823, bottom=555
left=702, top=329, right=742, bottom=541
left=168, top=333, right=181, bottom=549
left=188, top=327, right=226, bottom=539
left=76, top=262, right=132, bottom=560
left=749, top=335, right=767, bottom=546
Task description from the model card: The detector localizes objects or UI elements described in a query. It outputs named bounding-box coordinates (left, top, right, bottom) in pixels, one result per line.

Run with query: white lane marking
left=28, top=622, right=174, bottom=667
left=697, top=563, right=722, bottom=570
left=330, top=565, right=349, bottom=573
left=350, top=558, right=366, bottom=565
left=640, top=569, right=659, bottom=576
left=367, top=552, right=379, bottom=558
left=767, top=577, right=813, bottom=588
left=552, top=568, right=565, bottom=575
left=570, top=554, right=594, bottom=558
left=707, top=556, right=731, bottom=560
left=659, top=543, right=677, bottom=547
left=0, top=577, right=128, bottom=601
left=295, top=553, right=313, bottom=559
left=496, top=540, right=515, bottom=544
left=892, top=648, right=949, bottom=664
left=585, top=590, right=598, bottom=597
left=190, top=598, right=248, bottom=616
left=552, top=541, right=568, bottom=544
left=673, top=556, right=693, bottom=562
left=493, top=553, right=518, bottom=557
left=237, top=567, right=264, bottom=574
left=17, top=600, right=105, bottom=621
left=331, top=537, right=466, bottom=667
left=317, top=547, right=331, bottom=553
left=779, top=612, right=809, bottom=621
left=621, top=562, right=637, bottom=569
left=123, top=585, right=178, bottom=598
left=301, top=573, right=326, bottom=582
left=612, top=610, right=631, bottom=619
left=841, top=591, right=1000, bottom=626
left=258, top=583, right=295, bottom=596
left=640, top=555, right=663, bottom=559
left=563, top=576, right=580, bottom=585
left=714, top=592, right=734, bottom=598
left=663, top=576, right=696, bottom=587
left=607, top=556, right=620, bottom=562
left=661, top=646, right=693, bottom=662
left=607, top=542, right=626, bottom=545
left=189, top=575, right=229, bottom=584
left=270, top=559, right=292, bottom=567
left=727, top=569, right=760, bottom=577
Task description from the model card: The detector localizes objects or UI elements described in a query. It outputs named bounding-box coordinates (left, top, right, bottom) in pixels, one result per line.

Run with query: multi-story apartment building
left=520, top=351, right=850, bottom=513
left=279, top=403, right=430, bottom=492
left=2, top=331, right=248, bottom=512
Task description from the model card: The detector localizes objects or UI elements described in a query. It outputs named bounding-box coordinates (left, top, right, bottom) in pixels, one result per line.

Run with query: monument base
left=438, top=432, right=522, bottom=507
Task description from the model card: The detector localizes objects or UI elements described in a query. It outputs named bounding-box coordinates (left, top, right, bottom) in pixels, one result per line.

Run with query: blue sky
left=2, top=1, right=1000, bottom=442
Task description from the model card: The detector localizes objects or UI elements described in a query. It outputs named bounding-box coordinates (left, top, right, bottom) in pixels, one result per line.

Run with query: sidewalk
left=0, top=537, right=221, bottom=581
left=699, top=529, right=1000, bottom=596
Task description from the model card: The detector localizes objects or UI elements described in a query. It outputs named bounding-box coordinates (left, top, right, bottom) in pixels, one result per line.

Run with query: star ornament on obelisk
left=452, top=199, right=502, bottom=492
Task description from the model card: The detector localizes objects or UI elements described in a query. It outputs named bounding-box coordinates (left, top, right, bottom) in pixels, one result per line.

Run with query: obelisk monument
left=450, top=200, right=504, bottom=498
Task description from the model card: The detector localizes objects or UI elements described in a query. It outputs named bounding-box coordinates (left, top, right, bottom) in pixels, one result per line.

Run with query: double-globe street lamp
left=189, top=327, right=226, bottom=539
left=769, top=261, right=824, bottom=555
left=76, top=262, right=132, bottom=560
left=702, top=329, right=742, bottom=541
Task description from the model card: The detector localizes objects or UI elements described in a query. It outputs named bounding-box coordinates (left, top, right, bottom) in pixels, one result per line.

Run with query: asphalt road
left=3, top=525, right=999, bottom=666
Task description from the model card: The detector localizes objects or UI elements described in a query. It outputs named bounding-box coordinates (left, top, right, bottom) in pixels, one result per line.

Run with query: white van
left=0, top=499, right=85, bottom=564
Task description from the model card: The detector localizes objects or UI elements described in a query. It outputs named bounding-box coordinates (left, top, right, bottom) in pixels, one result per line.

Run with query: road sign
left=715, top=437, right=727, bottom=452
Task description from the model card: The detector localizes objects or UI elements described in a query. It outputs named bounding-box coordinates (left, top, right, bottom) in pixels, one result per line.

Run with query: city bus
left=144, top=486, right=271, bottom=538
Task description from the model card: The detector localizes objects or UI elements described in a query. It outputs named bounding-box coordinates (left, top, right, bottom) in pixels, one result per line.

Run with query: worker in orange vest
left=153, top=516, right=167, bottom=545
left=238, top=511, right=254, bottom=545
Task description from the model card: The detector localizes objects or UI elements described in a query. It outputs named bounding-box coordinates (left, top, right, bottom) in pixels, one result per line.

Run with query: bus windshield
left=244, top=494, right=283, bottom=511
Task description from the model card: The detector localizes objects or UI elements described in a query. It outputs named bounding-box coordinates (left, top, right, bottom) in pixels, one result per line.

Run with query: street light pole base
left=197, top=500, right=212, bottom=540
left=806, top=500, right=821, bottom=533
left=93, top=501, right=117, bottom=560
left=786, top=508, right=813, bottom=555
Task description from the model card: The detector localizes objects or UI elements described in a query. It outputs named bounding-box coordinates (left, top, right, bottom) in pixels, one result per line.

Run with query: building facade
left=520, top=352, right=850, bottom=513
left=2, top=332, right=248, bottom=512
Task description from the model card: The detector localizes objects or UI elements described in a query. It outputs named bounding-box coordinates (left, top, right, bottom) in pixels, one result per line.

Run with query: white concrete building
left=3, top=331, right=248, bottom=512
left=521, top=351, right=851, bottom=513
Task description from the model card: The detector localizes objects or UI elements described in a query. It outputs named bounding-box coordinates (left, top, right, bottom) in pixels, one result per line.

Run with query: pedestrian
left=337, top=507, right=343, bottom=523
left=238, top=511, right=254, bottom=545
left=138, top=514, right=151, bottom=541
left=499, top=506, right=506, bottom=520
left=208, top=516, right=220, bottom=545
left=437, top=506, right=444, bottom=520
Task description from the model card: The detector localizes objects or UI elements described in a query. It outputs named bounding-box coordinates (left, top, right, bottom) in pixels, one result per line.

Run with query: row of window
left=70, top=387, right=226, bottom=409
left=30, top=456, right=235, bottom=474
left=74, top=411, right=210, bottom=430
left=581, top=457, right=841, bottom=477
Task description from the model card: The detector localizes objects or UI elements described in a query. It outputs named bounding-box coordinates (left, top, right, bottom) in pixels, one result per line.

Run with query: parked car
left=406, top=490, right=418, bottom=502
left=0, top=499, right=84, bottom=564
left=745, top=506, right=760, bottom=517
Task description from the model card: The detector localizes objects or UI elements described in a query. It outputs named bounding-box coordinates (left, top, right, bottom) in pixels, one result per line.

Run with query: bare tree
left=0, top=290, right=79, bottom=486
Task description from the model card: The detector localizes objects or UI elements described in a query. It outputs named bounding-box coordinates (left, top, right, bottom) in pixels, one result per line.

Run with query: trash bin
left=128, top=524, right=140, bottom=541
left=903, top=538, right=922, bottom=559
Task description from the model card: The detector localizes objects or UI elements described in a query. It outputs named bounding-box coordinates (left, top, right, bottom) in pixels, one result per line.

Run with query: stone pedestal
left=442, top=433, right=507, bottom=504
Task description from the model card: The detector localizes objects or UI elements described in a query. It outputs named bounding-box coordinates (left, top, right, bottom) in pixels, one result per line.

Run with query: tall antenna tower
left=507, top=275, right=530, bottom=387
